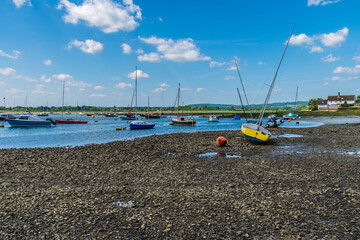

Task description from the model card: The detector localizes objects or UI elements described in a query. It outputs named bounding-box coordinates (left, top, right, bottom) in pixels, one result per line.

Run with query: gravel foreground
left=0, top=125, right=359, bottom=239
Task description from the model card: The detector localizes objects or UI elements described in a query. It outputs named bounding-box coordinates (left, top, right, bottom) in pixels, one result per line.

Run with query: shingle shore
left=0, top=125, right=359, bottom=239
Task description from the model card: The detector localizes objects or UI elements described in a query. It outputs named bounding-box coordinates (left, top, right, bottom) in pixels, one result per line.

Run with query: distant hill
left=188, top=101, right=308, bottom=108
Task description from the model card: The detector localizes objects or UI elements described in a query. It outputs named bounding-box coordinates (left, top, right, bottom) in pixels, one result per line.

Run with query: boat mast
left=257, top=25, right=295, bottom=126
left=294, top=86, right=299, bottom=109
left=135, top=66, right=137, bottom=115
left=147, top=96, right=150, bottom=115
left=177, top=83, right=180, bottom=117
left=61, top=80, right=65, bottom=119
left=234, top=57, right=253, bottom=119
left=237, top=88, right=248, bottom=121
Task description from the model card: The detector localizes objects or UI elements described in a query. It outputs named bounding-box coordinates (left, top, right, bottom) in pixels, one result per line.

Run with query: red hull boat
left=55, top=119, right=88, bottom=124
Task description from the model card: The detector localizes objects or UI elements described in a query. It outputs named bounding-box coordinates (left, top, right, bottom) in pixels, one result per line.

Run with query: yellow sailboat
left=241, top=25, right=295, bottom=143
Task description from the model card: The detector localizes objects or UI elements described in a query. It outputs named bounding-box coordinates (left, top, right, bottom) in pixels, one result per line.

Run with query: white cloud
left=326, top=76, right=359, bottom=81
left=135, top=48, right=144, bottom=54
left=274, top=86, right=282, bottom=92
left=307, top=0, right=341, bottom=6
left=79, top=88, right=86, bottom=92
left=127, top=69, right=149, bottom=79
left=0, top=50, right=21, bottom=59
left=320, top=27, right=349, bottom=47
left=257, top=61, right=266, bottom=65
left=137, top=52, right=161, bottom=62
left=68, top=39, right=103, bottom=54
left=210, top=61, right=225, bottom=67
left=195, top=88, right=204, bottom=92
left=160, top=83, right=170, bottom=87
left=40, top=75, right=52, bottom=83
left=333, top=65, right=360, bottom=75
left=12, top=75, right=37, bottom=82
left=224, top=76, right=236, bottom=80
left=43, top=59, right=52, bottom=65
left=115, top=82, right=132, bottom=89
left=181, top=88, right=193, bottom=91
left=6, top=88, right=26, bottom=94
left=289, top=33, right=314, bottom=46
left=227, top=66, right=237, bottom=71
left=158, top=17, right=163, bottom=22
left=121, top=43, right=131, bottom=54
left=57, top=0, right=141, bottom=33
left=151, top=87, right=166, bottom=93
left=32, top=84, right=46, bottom=94
left=321, top=54, right=340, bottom=62
left=352, top=55, right=360, bottom=62
left=324, top=82, right=330, bottom=85
left=138, top=36, right=211, bottom=62
left=309, top=46, right=324, bottom=53
left=94, top=85, right=105, bottom=90
left=0, top=67, right=16, bottom=76
left=51, top=74, right=92, bottom=87
left=13, top=0, right=32, bottom=8
left=90, top=93, right=106, bottom=98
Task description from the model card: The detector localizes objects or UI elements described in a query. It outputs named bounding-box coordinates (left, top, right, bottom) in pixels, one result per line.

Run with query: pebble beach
left=0, top=124, right=359, bottom=239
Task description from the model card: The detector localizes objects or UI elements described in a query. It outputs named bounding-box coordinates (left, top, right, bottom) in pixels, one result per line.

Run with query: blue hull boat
left=130, top=121, right=155, bottom=130
left=7, top=115, right=52, bottom=127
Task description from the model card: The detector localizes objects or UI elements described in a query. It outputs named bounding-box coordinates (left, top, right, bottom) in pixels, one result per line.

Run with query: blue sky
left=0, top=0, right=359, bottom=107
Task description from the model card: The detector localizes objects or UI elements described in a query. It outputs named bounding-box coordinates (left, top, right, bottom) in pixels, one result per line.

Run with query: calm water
left=0, top=115, right=323, bottom=149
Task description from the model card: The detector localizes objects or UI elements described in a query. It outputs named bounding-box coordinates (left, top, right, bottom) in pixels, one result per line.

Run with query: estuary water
left=0, top=115, right=325, bottom=149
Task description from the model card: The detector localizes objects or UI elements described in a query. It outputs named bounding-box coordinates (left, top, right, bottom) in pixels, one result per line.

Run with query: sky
left=0, top=0, right=360, bottom=107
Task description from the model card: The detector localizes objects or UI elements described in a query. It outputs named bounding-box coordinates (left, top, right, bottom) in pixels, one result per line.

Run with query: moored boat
left=208, top=115, right=219, bottom=122
left=120, top=114, right=137, bottom=120
left=7, top=115, right=53, bottom=127
left=37, top=112, right=49, bottom=117
left=0, top=113, right=17, bottom=121
left=55, top=119, right=88, bottom=124
left=130, top=120, right=155, bottom=130
left=171, top=83, right=196, bottom=126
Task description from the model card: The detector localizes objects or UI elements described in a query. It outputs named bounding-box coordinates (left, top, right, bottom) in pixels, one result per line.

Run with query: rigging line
left=237, top=88, right=248, bottom=121
left=234, top=57, right=253, bottom=119
left=257, top=24, right=295, bottom=125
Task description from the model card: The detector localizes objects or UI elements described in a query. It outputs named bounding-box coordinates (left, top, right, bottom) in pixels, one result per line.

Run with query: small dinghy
left=265, top=115, right=284, bottom=128
left=130, top=120, right=155, bottom=130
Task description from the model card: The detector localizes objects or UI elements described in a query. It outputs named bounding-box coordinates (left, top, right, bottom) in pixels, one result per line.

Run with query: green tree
left=341, top=100, right=349, bottom=108
left=308, top=98, right=319, bottom=111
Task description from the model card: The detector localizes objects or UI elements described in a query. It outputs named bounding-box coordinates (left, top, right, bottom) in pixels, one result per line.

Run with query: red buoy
left=216, top=136, right=227, bottom=147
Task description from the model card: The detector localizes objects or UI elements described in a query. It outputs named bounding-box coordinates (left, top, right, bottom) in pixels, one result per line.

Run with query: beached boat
left=171, top=83, right=196, bottom=125
left=265, top=115, right=284, bottom=128
left=130, top=120, right=155, bottom=130
left=283, top=112, right=298, bottom=120
left=208, top=115, right=219, bottom=122
left=7, top=115, right=53, bottom=127
left=55, top=80, right=88, bottom=124
left=241, top=26, right=294, bottom=142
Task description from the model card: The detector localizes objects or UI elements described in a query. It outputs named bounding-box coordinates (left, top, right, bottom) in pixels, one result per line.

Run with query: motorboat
left=283, top=113, right=298, bottom=120
left=130, top=120, right=155, bottom=130
left=0, top=113, right=17, bottom=121
left=55, top=119, right=88, bottom=124
left=37, top=112, right=49, bottom=117
left=7, top=115, right=53, bottom=127
left=265, top=115, right=284, bottom=128
left=208, top=115, right=219, bottom=122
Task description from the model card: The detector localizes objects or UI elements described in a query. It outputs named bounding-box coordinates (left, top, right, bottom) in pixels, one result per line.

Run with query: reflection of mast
left=234, top=57, right=253, bottom=119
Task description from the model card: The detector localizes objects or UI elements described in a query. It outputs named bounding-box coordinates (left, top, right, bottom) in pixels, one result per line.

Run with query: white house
left=318, top=92, right=355, bottom=110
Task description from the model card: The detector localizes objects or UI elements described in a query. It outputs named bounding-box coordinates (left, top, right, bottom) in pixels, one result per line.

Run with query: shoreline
left=1, top=125, right=359, bottom=238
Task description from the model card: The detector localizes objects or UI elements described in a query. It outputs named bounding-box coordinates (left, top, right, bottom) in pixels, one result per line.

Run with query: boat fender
left=95, top=120, right=98, bottom=122
left=46, top=118, right=57, bottom=125
left=296, top=121, right=299, bottom=124
left=0, top=124, right=4, bottom=127
left=92, top=115, right=95, bottom=118
left=287, top=119, right=291, bottom=122
left=116, top=127, right=122, bottom=130
left=169, top=122, right=174, bottom=125
left=261, top=125, right=266, bottom=128
left=216, top=136, right=227, bottom=147
left=231, top=118, right=234, bottom=121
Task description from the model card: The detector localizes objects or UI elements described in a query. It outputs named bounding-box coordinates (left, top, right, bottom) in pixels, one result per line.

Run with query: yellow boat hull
left=241, top=124, right=271, bottom=142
